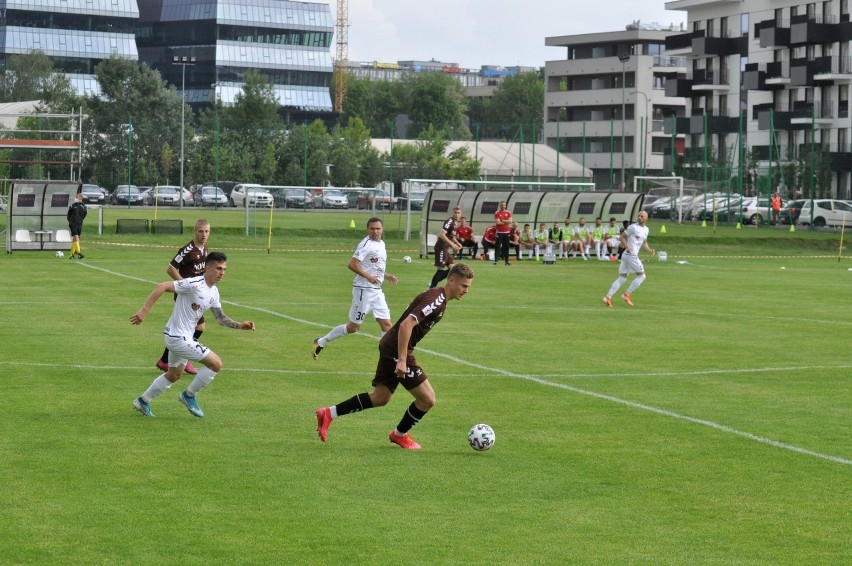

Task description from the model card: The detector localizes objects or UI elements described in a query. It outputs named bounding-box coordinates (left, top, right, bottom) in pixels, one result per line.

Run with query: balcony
left=813, top=56, right=852, bottom=83
left=757, top=19, right=791, bottom=48
left=664, top=74, right=692, bottom=97
left=692, top=31, right=746, bottom=57
left=791, top=56, right=833, bottom=86
left=688, top=112, right=740, bottom=135
left=742, top=63, right=765, bottom=90
left=791, top=14, right=839, bottom=44
left=829, top=143, right=852, bottom=171
left=663, top=116, right=690, bottom=135
left=765, top=61, right=791, bottom=87
left=790, top=100, right=834, bottom=125
left=690, top=68, right=730, bottom=93
left=665, top=30, right=700, bottom=54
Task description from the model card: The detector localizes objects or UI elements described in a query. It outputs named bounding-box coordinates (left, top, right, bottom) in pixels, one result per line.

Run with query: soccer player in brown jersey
left=429, top=206, right=462, bottom=288
left=156, top=219, right=210, bottom=375
left=315, top=263, right=474, bottom=449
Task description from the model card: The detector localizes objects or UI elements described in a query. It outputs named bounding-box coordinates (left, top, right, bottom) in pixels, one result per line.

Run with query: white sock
left=319, top=324, right=348, bottom=347
left=626, top=274, right=646, bottom=295
left=142, top=374, right=172, bottom=402
left=330, top=406, right=339, bottom=419
left=607, top=275, right=627, bottom=298
left=380, top=330, right=387, bottom=338
left=187, top=366, right=216, bottom=396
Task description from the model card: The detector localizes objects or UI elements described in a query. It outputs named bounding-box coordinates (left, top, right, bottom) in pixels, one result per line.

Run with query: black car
left=110, top=185, right=143, bottom=205
left=80, top=184, right=105, bottom=205
left=779, top=199, right=807, bottom=225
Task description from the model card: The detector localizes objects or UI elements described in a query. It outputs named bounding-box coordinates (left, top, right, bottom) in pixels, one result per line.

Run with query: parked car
left=110, top=185, right=143, bottom=205
left=740, top=196, right=783, bottom=225
left=230, top=183, right=273, bottom=207
left=194, top=186, right=228, bottom=207
left=180, top=187, right=193, bottom=206
left=314, top=189, right=348, bottom=209
left=779, top=199, right=807, bottom=225
left=277, top=188, right=315, bottom=209
left=395, top=190, right=427, bottom=211
left=796, top=199, right=852, bottom=228
left=356, top=189, right=393, bottom=210
left=80, top=184, right=105, bottom=205
left=144, top=185, right=181, bottom=206
left=692, top=194, right=742, bottom=221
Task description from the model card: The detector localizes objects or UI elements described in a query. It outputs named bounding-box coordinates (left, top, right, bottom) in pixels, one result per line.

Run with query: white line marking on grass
left=422, top=351, right=852, bottom=467
left=77, top=262, right=852, bottom=467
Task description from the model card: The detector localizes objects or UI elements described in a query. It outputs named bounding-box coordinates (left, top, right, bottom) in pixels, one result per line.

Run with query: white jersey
left=164, top=276, right=221, bottom=339
left=623, top=222, right=650, bottom=255
left=352, top=236, right=387, bottom=289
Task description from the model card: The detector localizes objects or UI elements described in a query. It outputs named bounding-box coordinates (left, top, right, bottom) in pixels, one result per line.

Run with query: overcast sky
left=334, top=0, right=687, bottom=69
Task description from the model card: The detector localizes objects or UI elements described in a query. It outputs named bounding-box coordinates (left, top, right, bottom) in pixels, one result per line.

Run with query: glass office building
left=137, top=0, right=334, bottom=121
left=0, top=0, right=140, bottom=96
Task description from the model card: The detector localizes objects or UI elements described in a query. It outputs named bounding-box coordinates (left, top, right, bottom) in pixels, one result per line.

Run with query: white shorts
left=165, top=334, right=210, bottom=367
left=349, top=286, right=391, bottom=325
left=605, top=237, right=619, bottom=248
left=619, top=252, right=645, bottom=274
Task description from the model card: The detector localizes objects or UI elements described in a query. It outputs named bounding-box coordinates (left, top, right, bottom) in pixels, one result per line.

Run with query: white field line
left=76, top=262, right=852, bottom=467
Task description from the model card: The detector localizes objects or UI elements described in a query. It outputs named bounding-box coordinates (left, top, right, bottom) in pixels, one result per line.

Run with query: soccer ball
left=468, top=423, right=495, bottom=451
left=55, top=251, right=65, bottom=257
left=402, top=255, right=412, bottom=263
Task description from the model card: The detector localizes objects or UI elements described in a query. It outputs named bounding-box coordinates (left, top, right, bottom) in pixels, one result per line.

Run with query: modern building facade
left=665, top=0, right=852, bottom=199
left=0, top=0, right=140, bottom=97
left=544, top=25, right=688, bottom=189
left=136, top=0, right=334, bottom=121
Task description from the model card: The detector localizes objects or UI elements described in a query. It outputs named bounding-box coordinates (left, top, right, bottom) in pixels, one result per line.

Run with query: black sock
left=395, top=402, right=427, bottom=435
left=193, top=329, right=203, bottom=340
left=335, top=393, right=374, bottom=417
left=429, top=269, right=448, bottom=288
left=160, top=348, right=169, bottom=364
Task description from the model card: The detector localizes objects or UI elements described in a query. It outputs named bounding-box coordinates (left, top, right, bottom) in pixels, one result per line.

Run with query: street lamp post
left=619, top=54, right=630, bottom=191
left=173, top=55, right=196, bottom=209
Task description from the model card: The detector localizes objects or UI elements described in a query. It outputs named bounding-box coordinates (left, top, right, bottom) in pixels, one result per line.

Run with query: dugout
left=5, top=180, right=81, bottom=253
left=418, top=190, right=645, bottom=257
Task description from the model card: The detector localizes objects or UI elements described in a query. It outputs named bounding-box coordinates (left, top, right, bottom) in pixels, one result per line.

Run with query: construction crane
left=334, top=0, right=348, bottom=112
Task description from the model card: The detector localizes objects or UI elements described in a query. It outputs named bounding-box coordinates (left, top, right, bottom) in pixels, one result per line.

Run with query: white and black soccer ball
left=468, top=423, right=495, bottom=451
left=55, top=251, right=65, bottom=258
left=402, top=255, right=412, bottom=263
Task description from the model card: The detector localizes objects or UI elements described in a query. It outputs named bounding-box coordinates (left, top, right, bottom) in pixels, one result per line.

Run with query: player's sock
left=429, top=269, right=448, bottom=289
left=395, top=402, right=427, bottom=435
left=141, top=374, right=172, bottom=402
left=333, top=393, right=373, bottom=417
left=626, top=274, right=646, bottom=295
left=320, top=325, right=348, bottom=347
left=187, top=367, right=215, bottom=396
left=607, top=275, right=627, bottom=298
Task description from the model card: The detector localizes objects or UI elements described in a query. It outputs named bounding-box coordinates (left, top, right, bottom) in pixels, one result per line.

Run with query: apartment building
left=544, top=25, right=688, bottom=189
left=666, top=0, right=852, bottom=198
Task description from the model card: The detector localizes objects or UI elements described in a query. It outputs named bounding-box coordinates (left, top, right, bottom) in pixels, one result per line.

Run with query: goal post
left=633, top=175, right=691, bottom=224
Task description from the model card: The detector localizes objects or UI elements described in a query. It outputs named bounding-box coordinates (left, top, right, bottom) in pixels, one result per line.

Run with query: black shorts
left=372, top=354, right=428, bottom=393
left=69, top=224, right=83, bottom=237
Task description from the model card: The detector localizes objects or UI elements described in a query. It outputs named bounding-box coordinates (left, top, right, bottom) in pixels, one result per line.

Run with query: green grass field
left=1, top=210, right=850, bottom=565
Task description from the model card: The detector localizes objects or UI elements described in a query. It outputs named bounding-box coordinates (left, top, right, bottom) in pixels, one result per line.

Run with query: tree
left=0, top=50, right=76, bottom=108
left=81, top=56, right=185, bottom=187
left=404, top=72, right=469, bottom=139
left=480, top=71, right=544, bottom=141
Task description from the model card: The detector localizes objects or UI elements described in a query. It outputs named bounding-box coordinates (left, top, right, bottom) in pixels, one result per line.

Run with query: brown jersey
left=434, top=216, right=457, bottom=256
left=169, top=240, right=208, bottom=278
left=379, top=288, right=448, bottom=359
